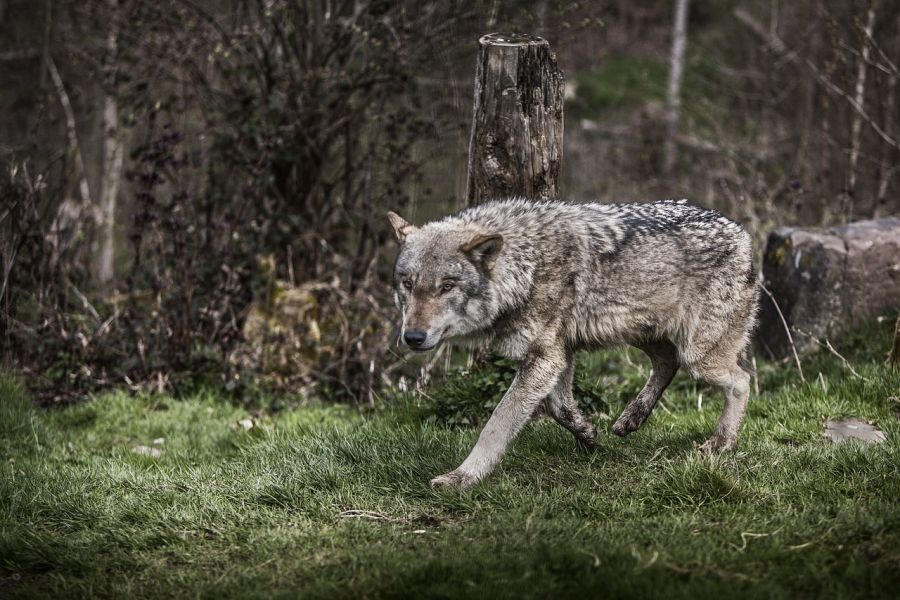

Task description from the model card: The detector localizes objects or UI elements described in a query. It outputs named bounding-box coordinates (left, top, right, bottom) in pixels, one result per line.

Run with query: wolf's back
left=454, top=198, right=752, bottom=270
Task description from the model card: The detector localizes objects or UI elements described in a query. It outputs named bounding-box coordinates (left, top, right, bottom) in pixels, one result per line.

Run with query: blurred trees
left=663, top=0, right=689, bottom=177
left=0, top=0, right=476, bottom=401
left=1, top=0, right=898, bottom=402
left=562, top=1, right=900, bottom=229
left=729, top=0, right=899, bottom=223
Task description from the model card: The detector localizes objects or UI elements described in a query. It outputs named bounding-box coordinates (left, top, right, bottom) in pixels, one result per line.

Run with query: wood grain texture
left=465, top=33, right=564, bottom=206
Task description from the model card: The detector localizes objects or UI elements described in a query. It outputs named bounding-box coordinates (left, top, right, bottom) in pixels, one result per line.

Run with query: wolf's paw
left=429, top=469, right=477, bottom=489
left=698, top=435, right=736, bottom=454
left=611, top=411, right=645, bottom=437
left=575, top=424, right=598, bottom=451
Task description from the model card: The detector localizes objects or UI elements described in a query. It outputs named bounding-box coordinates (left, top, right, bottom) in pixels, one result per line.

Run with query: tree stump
left=465, top=33, right=565, bottom=206
left=757, top=217, right=900, bottom=358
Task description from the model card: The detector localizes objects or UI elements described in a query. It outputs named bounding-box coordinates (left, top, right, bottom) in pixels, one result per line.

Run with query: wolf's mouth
left=411, top=331, right=448, bottom=352
left=409, top=343, right=438, bottom=352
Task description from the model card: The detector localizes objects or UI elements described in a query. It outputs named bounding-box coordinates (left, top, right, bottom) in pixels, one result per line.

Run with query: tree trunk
left=48, top=57, right=91, bottom=210
left=663, top=0, right=689, bottom=177
left=465, top=33, right=564, bottom=206
left=846, top=0, right=877, bottom=218
left=95, top=0, right=123, bottom=288
left=47, top=55, right=94, bottom=272
left=875, top=8, right=898, bottom=215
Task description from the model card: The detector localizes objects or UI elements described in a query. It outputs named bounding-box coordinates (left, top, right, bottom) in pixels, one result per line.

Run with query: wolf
left=387, top=198, right=759, bottom=489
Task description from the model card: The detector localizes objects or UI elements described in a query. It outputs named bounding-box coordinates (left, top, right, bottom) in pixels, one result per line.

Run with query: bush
left=420, top=356, right=611, bottom=428
left=1, top=0, right=472, bottom=404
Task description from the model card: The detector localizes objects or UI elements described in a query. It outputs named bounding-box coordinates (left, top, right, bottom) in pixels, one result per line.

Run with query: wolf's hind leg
left=544, top=357, right=597, bottom=451
left=612, top=340, right=678, bottom=437
left=695, top=359, right=751, bottom=453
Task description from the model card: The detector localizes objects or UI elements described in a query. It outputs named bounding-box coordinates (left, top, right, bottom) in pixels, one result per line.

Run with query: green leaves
left=417, top=356, right=610, bottom=429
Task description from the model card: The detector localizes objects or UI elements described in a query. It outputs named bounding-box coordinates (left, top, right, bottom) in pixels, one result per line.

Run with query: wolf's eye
left=402, top=280, right=412, bottom=291
left=441, top=282, right=455, bottom=293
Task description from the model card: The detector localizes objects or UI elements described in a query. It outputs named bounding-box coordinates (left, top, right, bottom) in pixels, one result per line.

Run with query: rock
left=822, top=419, right=886, bottom=445
left=229, top=416, right=272, bottom=436
left=757, top=217, right=900, bottom=357
left=132, top=445, right=163, bottom=458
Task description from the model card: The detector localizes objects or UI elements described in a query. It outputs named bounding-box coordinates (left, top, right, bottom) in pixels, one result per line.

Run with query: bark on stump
left=466, top=33, right=564, bottom=206
left=757, top=217, right=900, bottom=358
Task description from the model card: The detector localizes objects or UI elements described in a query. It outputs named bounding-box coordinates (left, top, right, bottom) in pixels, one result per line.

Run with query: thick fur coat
left=388, top=198, right=759, bottom=488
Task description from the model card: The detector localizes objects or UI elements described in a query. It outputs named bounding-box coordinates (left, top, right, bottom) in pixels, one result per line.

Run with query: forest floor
left=2, top=320, right=899, bottom=599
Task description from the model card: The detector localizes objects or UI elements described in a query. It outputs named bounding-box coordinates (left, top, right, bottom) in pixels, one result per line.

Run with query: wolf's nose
left=403, top=329, right=427, bottom=348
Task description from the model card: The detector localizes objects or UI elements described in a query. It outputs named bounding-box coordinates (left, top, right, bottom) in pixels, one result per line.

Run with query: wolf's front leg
left=430, top=345, right=566, bottom=489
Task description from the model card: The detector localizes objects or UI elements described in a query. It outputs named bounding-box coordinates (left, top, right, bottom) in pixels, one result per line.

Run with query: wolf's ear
left=387, top=212, right=417, bottom=243
left=460, top=233, right=503, bottom=272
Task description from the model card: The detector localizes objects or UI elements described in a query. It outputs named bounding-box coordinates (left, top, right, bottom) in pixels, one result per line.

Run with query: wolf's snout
left=403, top=329, right=428, bottom=348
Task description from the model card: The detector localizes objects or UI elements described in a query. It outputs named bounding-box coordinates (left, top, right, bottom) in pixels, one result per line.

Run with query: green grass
left=566, top=52, right=725, bottom=123
left=568, top=56, right=669, bottom=118
left=2, top=321, right=899, bottom=598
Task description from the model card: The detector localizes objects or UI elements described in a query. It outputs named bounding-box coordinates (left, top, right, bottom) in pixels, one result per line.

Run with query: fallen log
left=757, top=217, right=900, bottom=358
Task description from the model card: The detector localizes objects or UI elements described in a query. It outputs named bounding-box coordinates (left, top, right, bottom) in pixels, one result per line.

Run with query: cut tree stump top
left=479, top=32, right=548, bottom=46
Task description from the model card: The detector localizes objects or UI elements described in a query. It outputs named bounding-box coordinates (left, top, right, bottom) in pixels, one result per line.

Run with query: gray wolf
left=387, top=198, right=759, bottom=489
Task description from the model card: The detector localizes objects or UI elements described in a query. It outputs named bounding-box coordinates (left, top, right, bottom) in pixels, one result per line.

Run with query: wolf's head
left=387, top=211, right=502, bottom=351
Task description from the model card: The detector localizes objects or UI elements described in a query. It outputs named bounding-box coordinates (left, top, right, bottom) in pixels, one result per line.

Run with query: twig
left=752, top=356, right=759, bottom=396
left=418, top=342, right=450, bottom=388
left=795, top=328, right=872, bottom=382
left=888, top=315, right=900, bottom=369
left=860, top=14, right=899, bottom=76
left=0, top=48, right=41, bottom=61
left=69, top=282, right=100, bottom=320
left=760, top=283, right=805, bottom=383
left=339, top=509, right=399, bottom=522
left=47, top=55, right=93, bottom=204
left=731, top=531, right=771, bottom=552
left=823, top=338, right=869, bottom=381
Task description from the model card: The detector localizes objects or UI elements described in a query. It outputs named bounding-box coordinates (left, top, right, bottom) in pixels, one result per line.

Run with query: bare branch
left=889, top=315, right=900, bottom=368
left=795, top=328, right=872, bottom=382
left=47, top=56, right=92, bottom=206
left=859, top=13, right=899, bottom=76
left=760, top=283, right=805, bottom=383
left=0, top=48, right=40, bottom=62
left=734, top=6, right=900, bottom=151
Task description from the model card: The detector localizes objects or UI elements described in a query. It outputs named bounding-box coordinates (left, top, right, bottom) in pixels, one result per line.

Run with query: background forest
left=1, top=0, right=899, bottom=403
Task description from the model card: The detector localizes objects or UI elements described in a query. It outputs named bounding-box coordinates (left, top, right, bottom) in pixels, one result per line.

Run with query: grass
left=568, top=55, right=668, bottom=118
left=566, top=53, right=723, bottom=120
left=1, top=320, right=899, bottom=598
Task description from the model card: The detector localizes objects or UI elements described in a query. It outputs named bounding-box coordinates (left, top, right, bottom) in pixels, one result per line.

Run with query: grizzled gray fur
left=387, top=198, right=759, bottom=489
